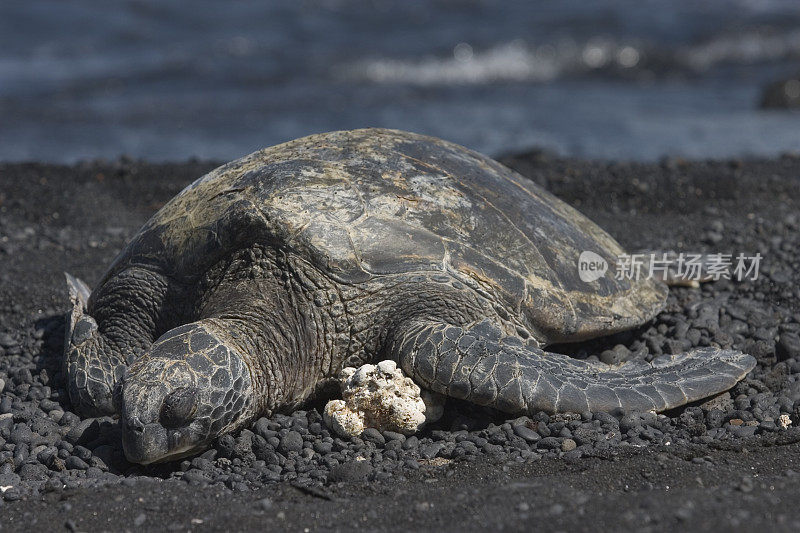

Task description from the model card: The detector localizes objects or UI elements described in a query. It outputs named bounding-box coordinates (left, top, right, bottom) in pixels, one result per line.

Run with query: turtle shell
left=100, top=128, right=666, bottom=345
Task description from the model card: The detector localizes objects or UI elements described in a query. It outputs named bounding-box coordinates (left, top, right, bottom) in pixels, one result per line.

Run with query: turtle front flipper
left=64, top=273, right=127, bottom=416
left=64, top=268, right=174, bottom=416
left=390, top=319, right=756, bottom=414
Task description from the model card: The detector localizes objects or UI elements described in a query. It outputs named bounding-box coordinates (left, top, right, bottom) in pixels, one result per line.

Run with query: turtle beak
left=118, top=359, right=207, bottom=464
left=118, top=371, right=173, bottom=464
left=121, top=415, right=201, bottom=464
left=121, top=415, right=168, bottom=464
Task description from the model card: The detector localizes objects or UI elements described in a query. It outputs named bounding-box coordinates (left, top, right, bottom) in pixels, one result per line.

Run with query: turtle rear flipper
left=391, top=319, right=756, bottom=414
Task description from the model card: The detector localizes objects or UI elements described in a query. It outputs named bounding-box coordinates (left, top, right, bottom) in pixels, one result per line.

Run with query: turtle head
left=118, top=320, right=255, bottom=464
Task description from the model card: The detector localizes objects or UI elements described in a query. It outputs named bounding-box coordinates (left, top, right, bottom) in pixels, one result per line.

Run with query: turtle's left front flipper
left=64, top=273, right=130, bottom=416
left=389, top=319, right=755, bottom=414
left=64, top=268, right=173, bottom=416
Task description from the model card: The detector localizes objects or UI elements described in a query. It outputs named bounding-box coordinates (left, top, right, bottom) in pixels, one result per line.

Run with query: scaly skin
left=118, top=319, right=255, bottom=464
left=390, top=318, right=755, bottom=414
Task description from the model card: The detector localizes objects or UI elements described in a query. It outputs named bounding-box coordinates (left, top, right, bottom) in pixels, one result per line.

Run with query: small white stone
left=376, top=360, right=397, bottom=374
left=351, top=364, right=374, bottom=385
left=778, top=414, right=792, bottom=429
left=323, top=360, right=446, bottom=437
left=0, top=485, right=12, bottom=493
left=0, top=378, right=5, bottom=394
left=323, top=400, right=365, bottom=437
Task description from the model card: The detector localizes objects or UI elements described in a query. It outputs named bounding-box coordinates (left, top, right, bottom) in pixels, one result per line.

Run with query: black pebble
left=777, top=333, right=800, bottom=361
left=328, top=460, right=372, bottom=482
left=65, top=456, right=89, bottom=470
left=278, top=431, right=304, bottom=455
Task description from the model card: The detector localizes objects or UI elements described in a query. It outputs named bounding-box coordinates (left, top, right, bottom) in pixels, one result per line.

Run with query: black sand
left=1, top=152, right=800, bottom=531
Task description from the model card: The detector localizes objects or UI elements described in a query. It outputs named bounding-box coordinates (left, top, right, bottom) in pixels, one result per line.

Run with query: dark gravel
left=1, top=152, right=800, bottom=531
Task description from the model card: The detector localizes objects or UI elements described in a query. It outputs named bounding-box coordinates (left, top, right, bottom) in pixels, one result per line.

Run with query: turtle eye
left=159, top=387, right=198, bottom=428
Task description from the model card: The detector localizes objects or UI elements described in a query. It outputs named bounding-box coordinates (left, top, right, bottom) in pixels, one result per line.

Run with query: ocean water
left=2, top=0, right=800, bottom=162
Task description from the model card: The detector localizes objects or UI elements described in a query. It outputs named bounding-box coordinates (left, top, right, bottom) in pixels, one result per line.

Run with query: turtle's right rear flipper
left=391, top=318, right=756, bottom=414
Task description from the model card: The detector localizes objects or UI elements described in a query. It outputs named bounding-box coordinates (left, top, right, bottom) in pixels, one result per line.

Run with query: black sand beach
left=1, top=152, right=800, bottom=532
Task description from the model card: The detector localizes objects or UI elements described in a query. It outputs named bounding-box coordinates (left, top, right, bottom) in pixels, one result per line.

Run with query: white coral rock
left=323, top=360, right=445, bottom=438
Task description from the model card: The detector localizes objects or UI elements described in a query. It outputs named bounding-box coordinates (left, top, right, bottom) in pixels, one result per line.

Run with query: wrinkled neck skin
left=199, top=260, right=334, bottom=419
left=89, top=267, right=183, bottom=357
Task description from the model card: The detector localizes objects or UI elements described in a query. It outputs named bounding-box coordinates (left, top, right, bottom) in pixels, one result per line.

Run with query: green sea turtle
left=64, top=128, right=755, bottom=464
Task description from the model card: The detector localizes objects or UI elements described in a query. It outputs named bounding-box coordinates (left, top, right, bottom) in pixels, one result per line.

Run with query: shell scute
left=349, top=217, right=446, bottom=276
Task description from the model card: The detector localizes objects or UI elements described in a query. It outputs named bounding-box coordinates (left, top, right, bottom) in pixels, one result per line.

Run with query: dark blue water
left=2, top=0, right=800, bottom=162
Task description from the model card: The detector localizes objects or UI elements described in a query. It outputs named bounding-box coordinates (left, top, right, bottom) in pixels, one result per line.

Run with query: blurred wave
left=343, top=28, right=800, bottom=85
left=679, top=28, right=800, bottom=70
